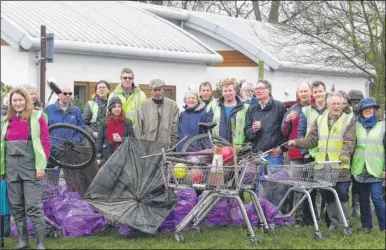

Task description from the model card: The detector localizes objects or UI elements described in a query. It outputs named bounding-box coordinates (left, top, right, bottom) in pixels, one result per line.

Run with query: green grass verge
left=3, top=217, right=385, bottom=249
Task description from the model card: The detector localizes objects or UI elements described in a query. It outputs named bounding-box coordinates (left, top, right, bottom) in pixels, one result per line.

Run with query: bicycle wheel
left=181, top=133, right=231, bottom=152
left=48, top=123, right=97, bottom=170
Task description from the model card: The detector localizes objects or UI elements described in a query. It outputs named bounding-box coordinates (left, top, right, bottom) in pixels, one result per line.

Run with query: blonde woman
left=1, top=88, right=50, bottom=249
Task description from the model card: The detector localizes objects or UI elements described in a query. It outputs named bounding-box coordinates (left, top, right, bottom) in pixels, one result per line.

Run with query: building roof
left=127, top=2, right=368, bottom=76
left=0, top=1, right=222, bottom=64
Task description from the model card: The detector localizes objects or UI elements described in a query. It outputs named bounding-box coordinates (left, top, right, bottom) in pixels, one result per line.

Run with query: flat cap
left=149, top=79, right=165, bottom=89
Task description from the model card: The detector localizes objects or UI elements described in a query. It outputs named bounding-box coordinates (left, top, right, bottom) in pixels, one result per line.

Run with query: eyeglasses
left=97, top=86, right=107, bottom=90
left=254, top=87, right=267, bottom=91
left=244, top=89, right=254, bottom=92
left=122, top=77, right=133, bottom=80
left=62, top=92, right=73, bottom=96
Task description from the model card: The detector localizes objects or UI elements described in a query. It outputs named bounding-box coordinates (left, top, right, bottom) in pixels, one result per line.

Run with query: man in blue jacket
left=45, top=87, right=84, bottom=145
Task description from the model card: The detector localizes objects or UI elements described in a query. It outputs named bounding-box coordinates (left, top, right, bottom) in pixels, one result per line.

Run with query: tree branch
left=220, top=1, right=233, bottom=16
left=252, top=0, right=262, bottom=21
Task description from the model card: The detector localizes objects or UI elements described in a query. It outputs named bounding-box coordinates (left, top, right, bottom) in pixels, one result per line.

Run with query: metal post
left=40, top=25, right=46, bottom=106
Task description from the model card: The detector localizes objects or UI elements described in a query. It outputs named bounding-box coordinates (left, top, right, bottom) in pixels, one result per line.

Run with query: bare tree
left=252, top=1, right=262, bottom=21
left=268, top=0, right=280, bottom=23
left=255, top=1, right=385, bottom=106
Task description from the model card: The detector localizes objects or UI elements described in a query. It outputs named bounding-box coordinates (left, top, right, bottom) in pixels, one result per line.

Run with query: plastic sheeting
left=84, top=137, right=178, bottom=235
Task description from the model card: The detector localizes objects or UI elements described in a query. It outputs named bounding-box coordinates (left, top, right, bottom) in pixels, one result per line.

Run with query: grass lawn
left=3, top=216, right=385, bottom=249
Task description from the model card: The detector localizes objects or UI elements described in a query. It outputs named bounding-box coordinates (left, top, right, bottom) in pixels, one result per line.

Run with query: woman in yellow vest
left=1, top=88, right=51, bottom=249
left=351, top=98, right=385, bottom=233
left=83, top=80, right=111, bottom=139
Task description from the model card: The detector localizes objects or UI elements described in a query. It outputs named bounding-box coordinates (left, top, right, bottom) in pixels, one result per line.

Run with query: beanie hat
left=347, top=90, right=364, bottom=102
left=108, top=97, right=122, bottom=112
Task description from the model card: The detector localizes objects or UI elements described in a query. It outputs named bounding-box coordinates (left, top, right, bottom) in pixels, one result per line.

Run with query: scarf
left=359, top=115, right=378, bottom=129
left=106, top=115, right=125, bottom=149
left=96, top=96, right=107, bottom=106
left=152, top=97, right=164, bottom=105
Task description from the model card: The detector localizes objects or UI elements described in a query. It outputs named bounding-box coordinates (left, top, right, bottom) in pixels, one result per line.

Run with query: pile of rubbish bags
left=10, top=182, right=110, bottom=238
left=10, top=184, right=294, bottom=238
left=117, top=187, right=294, bottom=237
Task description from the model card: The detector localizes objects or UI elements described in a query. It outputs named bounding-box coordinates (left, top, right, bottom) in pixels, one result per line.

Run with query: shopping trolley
left=162, top=151, right=269, bottom=246
left=259, top=161, right=352, bottom=240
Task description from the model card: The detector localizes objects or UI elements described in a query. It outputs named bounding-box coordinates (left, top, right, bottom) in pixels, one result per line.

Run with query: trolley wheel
left=263, top=227, right=273, bottom=235
left=249, top=236, right=259, bottom=245
left=49, top=123, right=97, bottom=170
left=52, top=230, right=61, bottom=239
left=343, top=227, right=352, bottom=236
left=192, top=226, right=202, bottom=233
left=175, top=233, right=185, bottom=243
left=314, top=232, right=324, bottom=241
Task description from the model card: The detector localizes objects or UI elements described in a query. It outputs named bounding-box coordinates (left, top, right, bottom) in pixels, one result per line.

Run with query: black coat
left=95, top=118, right=134, bottom=164
left=244, top=98, right=287, bottom=152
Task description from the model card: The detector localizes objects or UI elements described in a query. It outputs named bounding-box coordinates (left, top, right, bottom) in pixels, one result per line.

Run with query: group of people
left=0, top=67, right=385, bottom=249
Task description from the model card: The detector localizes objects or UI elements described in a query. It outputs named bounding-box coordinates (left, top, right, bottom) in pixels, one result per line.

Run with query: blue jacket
left=177, top=102, right=212, bottom=152
left=45, top=101, right=85, bottom=145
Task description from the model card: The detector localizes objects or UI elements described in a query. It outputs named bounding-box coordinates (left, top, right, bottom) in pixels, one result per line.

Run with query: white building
left=1, top=1, right=369, bottom=109
left=1, top=1, right=221, bottom=109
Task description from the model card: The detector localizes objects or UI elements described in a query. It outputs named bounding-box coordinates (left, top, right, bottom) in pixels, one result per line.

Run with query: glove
left=339, top=155, right=350, bottom=165
left=287, top=140, right=296, bottom=148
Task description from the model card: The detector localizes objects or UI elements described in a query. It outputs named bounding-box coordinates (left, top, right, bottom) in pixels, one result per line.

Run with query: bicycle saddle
left=198, top=122, right=217, bottom=130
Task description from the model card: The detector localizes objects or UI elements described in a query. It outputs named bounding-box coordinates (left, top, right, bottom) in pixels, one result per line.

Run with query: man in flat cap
left=134, top=79, right=179, bottom=148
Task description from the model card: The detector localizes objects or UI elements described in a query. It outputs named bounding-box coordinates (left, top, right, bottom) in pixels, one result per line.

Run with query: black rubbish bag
left=84, top=136, right=177, bottom=234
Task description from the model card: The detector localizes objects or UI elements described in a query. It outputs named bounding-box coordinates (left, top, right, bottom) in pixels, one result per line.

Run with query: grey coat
left=134, top=97, right=179, bottom=148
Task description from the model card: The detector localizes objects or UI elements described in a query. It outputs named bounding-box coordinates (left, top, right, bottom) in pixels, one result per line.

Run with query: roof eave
left=21, top=36, right=223, bottom=65
left=278, top=61, right=371, bottom=77
left=184, top=16, right=280, bottom=71
left=125, top=2, right=189, bottom=21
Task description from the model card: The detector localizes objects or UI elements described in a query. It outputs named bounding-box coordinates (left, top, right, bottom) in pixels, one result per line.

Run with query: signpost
left=39, top=25, right=54, bottom=106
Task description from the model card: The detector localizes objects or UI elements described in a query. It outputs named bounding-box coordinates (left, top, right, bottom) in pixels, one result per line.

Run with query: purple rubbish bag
left=158, top=199, right=194, bottom=232
left=61, top=209, right=109, bottom=237
left=177, top=187, right=197, bottom=206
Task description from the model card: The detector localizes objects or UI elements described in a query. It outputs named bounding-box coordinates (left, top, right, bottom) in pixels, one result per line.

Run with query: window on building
left=74, top=82, right=176, bottom=102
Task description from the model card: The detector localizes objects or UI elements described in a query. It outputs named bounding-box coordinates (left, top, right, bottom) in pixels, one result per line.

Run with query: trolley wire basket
left=260, top=161, right=343, bottom=188
left=42, top=167, right=61, bottom=201
left=163, top=151, right=260, bottom=192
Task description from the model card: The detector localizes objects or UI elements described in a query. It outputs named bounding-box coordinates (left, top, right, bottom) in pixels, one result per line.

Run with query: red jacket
left=281, top=98, right=304, bottom=161
left=6, top=114, right=51, bottom=160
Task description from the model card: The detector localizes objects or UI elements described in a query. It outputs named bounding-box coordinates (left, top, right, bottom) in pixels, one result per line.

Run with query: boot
left=14, top=221, right=29, bottom=249
left=341, top=202, right=351, bottom=227
left=326, top=201, right=341, bottom=231
left=351, top=193, right=361, bottom=218
left=1, top=237, right=4, bottom=248
left=34, top=224, right=46, bottom=250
